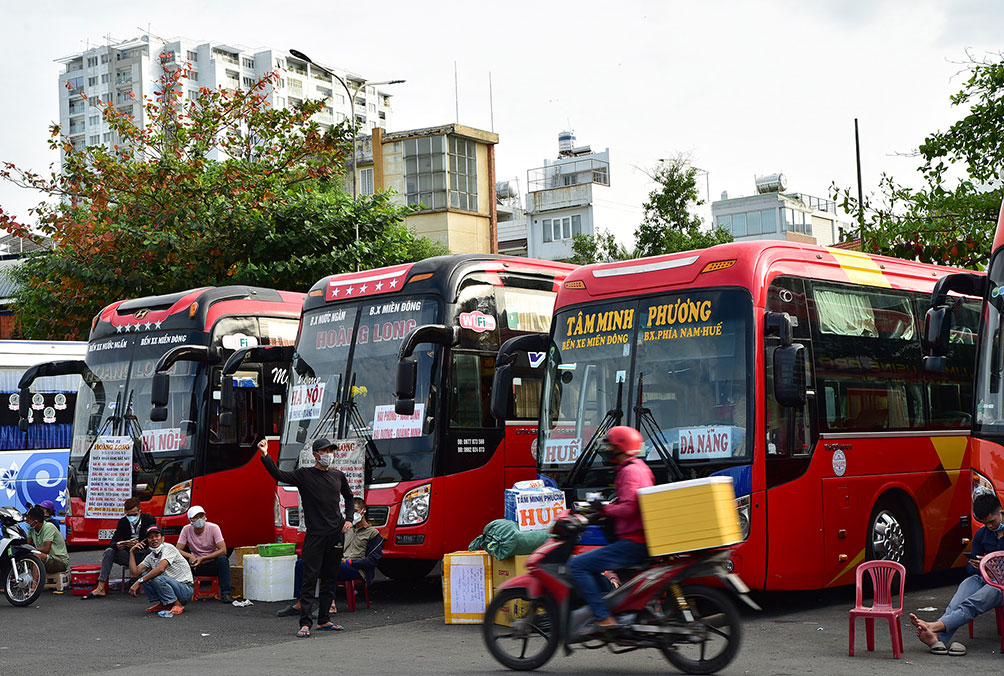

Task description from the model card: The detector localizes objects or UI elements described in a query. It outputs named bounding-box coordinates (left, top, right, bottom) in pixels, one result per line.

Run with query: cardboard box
left=230, top=566, right=244, bottom=599
left=442, top=550, right=492, bottom=624
left=243, top=554, right=296, bottom=602
left=504, top=487, right=566, bottom=531
left=489, top=556, right=530, bottom=627
left=637, top=476, right=742, bottom=557
left=233, top=546, right=257, bottom=567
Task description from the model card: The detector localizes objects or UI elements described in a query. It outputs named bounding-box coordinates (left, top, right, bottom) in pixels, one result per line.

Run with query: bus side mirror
left=219, top=411, right=233, bottom=427
left=395, top=357, right=417, bottom=416
left=923, top=306, right=951, bottom=374
left=221, top=374, right=234, bottom=411
left=18, top=387, right=30, bottom=430
left=151, top=373, right=169, bottom=407
left=490, top=362, right=513, bottom=420
left=773, top=344, right=806, bottom=407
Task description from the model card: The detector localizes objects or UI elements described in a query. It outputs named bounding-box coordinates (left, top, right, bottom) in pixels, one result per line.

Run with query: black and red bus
left=18, top=286, right=303, bottom=547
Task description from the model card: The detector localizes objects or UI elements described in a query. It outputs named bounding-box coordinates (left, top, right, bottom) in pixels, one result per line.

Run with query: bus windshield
left=69, top=333, right=204, bottom=492
left=976, top=254, right=1004, bottom=436
left=279, top=296, right=441, bottom=483
left=540, top=289, right=753, bottom=485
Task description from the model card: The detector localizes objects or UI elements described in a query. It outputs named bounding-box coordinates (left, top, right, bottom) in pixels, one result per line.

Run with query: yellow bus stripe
left=932, top=437, right=967, bottom=471
left=827, top=548, right=866, bottom=587
left=828, top=249, right=892, bottom=288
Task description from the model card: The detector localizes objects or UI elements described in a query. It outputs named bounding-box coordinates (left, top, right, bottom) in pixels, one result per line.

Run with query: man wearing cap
left=83, top=497, right=157, bottom=599
left=39, top=500, right=59, bottom=528
left=259, top=437, right=354, bottom=637
left=177, top=506, right=233, bottom=603
left=128, top=525, right=194, bottom=615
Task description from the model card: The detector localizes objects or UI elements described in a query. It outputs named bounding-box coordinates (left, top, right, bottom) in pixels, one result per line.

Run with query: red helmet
left=600, top=426, right=643, bottom=463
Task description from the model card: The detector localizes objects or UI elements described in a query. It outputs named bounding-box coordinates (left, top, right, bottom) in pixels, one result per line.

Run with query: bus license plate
left=98, top=529, right=116, bottom=540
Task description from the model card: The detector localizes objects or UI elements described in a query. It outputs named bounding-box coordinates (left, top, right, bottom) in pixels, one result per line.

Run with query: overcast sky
left=1, top=0, right=1003, bottom=246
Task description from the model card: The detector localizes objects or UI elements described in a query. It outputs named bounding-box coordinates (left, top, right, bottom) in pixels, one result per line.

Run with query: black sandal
left=80, top=591, right=106, bottom=600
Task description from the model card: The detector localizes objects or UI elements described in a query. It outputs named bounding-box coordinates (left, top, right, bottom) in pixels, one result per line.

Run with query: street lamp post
left=288, top=49, right=404, bottom=269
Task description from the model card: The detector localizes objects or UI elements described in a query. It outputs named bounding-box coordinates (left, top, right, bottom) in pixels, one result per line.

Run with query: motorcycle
left=482, top=509, right=757, bottom=674
left=1, top=506, right=45, bottom=607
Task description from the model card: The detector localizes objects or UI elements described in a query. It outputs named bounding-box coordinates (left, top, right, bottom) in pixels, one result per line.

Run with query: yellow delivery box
left=489, top=556, right=531, bottom=626
left=637, top=476, right=742, bottom=556
left=442, top=550, right=493, bottom=624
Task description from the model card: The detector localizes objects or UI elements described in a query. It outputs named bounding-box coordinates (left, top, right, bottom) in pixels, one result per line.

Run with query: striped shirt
left=140, top=543, right=193, bottom=585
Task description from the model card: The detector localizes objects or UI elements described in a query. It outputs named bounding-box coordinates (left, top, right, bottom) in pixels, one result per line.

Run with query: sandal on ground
left=929, top=641, right=948, bottom=655
left=948, top=642, right=966, bottom=656
left=170, top=604, right=184, bottom=615
left=296, top=627, right=310, bottom=638
left=146, top=603, right=167, bottom=613
left=316, top=623, right=344, bottom=631
left=80, top=591, right=106, bottom=600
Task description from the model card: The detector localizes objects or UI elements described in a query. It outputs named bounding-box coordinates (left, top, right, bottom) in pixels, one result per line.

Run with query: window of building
left=189, top=71, right=198, bottom=80
left=334, top=93, right=345, bottom=104
left=404, top=135, right=446, bottom=210
left=187, top=50, right=198, bottom=62
left=100, top=54, right=110, bottom=64
left=87, top=56, right=98, bottom=68
left=360, top=167, right=374, bottom=195
left=103, top=132, right=111, bottom=142
left=716, top=214, right=731, bottom=234
left=732, top=212, right=747, bottom=237
left=355, top=114, right=366, bottom=126
left=761, top=209, right=776, bottom=234
left=552, top=220, right=562, bottom=241
left=67, top=76, right=84, bottom=90
left=317, top=87, right=332, bottom=99
left=354, top=96, right=365, bottom=107
left=449, top=135, right=478, bottom=212
left=336, top=112, right=346, bottom=122
left=275, top=96, right=285, bottom=109
left=101, top=73, right=109, bottom=84
left=188, top=89, right=199, bottom=101
left=783, top=208, right=812, bottom=235
left=102, top=92, right=112, bottom=103
left=242, top=76, right=255, bottom=89
left=368, top=103, right=376, bottom=113
left=89, top=134, right=100, bottom=145
left=747, top=210, right=761, bottom=236
left=69, top=100, right=85, bottom=114
left=572, top=214, right=582, bottom=236
left=88, top=115, right=99, bottom=127
left=542, top=220, right=552, bottom=243
left=379, top=111, right=386, bottom=120
left=242, top=57, right=255, bottom=69
left=88, top=76, right=97, bottom=87
left=289, top=97, right=302, bottom=108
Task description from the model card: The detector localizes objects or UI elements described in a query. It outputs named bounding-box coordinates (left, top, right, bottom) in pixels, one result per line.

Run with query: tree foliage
left=569, top=229, right=631, bottom=265
left=633, top=157, right=731, bottom=258
left=0, top=54, right=446, bottom=339
left=832, top=52, right=1004, bottom=269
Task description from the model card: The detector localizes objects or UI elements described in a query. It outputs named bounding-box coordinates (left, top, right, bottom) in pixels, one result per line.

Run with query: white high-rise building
left=56, top=34, right=397, bottom=164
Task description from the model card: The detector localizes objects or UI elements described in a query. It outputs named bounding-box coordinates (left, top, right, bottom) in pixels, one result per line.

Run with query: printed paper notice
left=372, top=404, right=424, bottom=439
left=85, top=435, right=133, bottom=518
left=332, top=439, right=365, bottom=503
left=450, top=556, right=488, bottom=615
left=289, top=383, right=326, bottom=421
left=677, top=426, right=733, bottom=460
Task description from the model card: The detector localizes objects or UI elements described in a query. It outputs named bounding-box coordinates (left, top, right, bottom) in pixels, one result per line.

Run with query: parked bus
left=17, top=287, right=302, bottom=547
left=493, top=241, right=979, bottom=590
left=926, top=200, right=1004, bottom=534
left=255, top=255, right=573, bottom=579
left=0, top=340, right=87, bottom=532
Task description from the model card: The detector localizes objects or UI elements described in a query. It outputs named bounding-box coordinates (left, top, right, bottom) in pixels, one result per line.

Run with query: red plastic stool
left=192, top=576, right=220, bottom=601
left=337, top=579, right=370, bottom=612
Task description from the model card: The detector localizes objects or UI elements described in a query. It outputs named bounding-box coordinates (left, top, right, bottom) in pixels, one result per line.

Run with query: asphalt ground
left=3, top=550, right=1004, bottom=675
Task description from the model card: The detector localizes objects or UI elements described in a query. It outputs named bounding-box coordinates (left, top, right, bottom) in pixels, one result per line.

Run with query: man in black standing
left=259, top=437, right=354, bottom=637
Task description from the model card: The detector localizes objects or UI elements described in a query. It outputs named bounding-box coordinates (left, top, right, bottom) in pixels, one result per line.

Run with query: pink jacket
left=603, top=458, right=655, bottom=543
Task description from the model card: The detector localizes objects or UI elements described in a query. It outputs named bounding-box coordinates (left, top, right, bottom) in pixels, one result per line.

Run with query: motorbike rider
left=568, top=425, right=654, bottom=632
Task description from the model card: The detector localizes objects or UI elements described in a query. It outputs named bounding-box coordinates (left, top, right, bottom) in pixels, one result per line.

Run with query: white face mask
left=352, top=512, right=362, bottom=525
left=318, top=452, right=334, bottom=467
left=149, top=543, right=164, bottom=554
left=192, top=518, right=207, bottom=529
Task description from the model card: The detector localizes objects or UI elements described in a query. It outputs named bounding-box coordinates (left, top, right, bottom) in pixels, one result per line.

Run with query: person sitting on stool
left=82, top=497, right=156, bottom=599
left=177, top=505, right=233, bottom=603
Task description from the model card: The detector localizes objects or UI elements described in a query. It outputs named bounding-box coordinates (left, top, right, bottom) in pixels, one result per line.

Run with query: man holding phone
left=81, top=497, right=158, bottom=599
left=910, top=492, right=1004, bottom=656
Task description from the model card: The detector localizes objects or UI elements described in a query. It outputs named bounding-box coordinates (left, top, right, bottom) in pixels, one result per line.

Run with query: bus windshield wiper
left=340, top=372, right=386, bottom=469
left=77, top=390, right=121, bottom=472
left=633, top=374, right=689, bottom=482
left=564, top=376, right=624, bottom=488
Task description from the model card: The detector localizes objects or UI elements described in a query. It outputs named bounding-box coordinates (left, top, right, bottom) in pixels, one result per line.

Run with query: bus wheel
left=378, top=558, right=437, bottom=582
left=867, top=501, right=910, bottom=568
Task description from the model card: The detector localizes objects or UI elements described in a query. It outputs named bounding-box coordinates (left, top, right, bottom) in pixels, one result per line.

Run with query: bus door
left=763, top=277, right=819, bottom=589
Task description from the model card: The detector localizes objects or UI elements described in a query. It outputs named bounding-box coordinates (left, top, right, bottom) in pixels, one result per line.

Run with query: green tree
left=569, top=229, right=631, bottom=265
left=0, top=54, right=445, bottom=339
left=633, top=157, right=731, bottom=258
left=832, top=53, right=1004, bottom=268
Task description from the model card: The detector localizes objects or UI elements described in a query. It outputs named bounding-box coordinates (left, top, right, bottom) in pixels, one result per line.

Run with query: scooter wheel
left=5, top=552, right=45, bottom=607
left=658, top=584, right=742, bottom=674
left=482, top=588, right=559, bottom=671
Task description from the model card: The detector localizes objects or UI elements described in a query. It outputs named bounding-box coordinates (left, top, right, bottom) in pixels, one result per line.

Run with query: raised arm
left=258, top=439, right=299, bottom=485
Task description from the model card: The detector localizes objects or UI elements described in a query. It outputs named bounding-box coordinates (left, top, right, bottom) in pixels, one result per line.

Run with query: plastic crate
left=257, top=542, right=296, bottom=557
left=70, top=564, right=101, bottom=596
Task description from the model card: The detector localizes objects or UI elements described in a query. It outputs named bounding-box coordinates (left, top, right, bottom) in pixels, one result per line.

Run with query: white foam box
left=503, top=487, right=566, bottom=532
left=637, top=476, right=742, bottom=557
left=243, top=554, right=296, bottom=602
left=442, top=550, right=492, bottom=624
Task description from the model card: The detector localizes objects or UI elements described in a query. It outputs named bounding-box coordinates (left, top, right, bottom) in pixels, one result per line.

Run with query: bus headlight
left=397, top=484, right=431, bottom=526
left=973, top=469, right=996, bottom=500
left=735, top=494, right=751, bottom=540
left=274, top=495, right=282, bottom=529
left=164, top=480, right=192, bottom=516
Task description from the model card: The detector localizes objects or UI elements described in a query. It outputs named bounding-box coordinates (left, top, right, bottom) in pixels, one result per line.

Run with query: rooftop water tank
left=558, top=131, right=575, bottom=156
left=755, top=173, right=787, bottom=194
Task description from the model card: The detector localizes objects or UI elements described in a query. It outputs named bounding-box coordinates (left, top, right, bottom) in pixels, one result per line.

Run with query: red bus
left=926, top=200, right=1004, bottom=539
left=497, top=241, right=979, bottom=590
left=18, top=286, right=303, bottom=547
left=262, top=255, right=572, bottom=579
